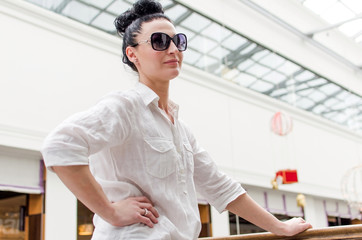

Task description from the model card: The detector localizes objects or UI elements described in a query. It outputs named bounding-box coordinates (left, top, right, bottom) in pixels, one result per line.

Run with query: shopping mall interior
left=0, top=0, right=362, bottom=239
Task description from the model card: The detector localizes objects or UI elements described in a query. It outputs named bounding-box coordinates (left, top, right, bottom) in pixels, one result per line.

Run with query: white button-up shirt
left=42, top=83, right=245, bottom=240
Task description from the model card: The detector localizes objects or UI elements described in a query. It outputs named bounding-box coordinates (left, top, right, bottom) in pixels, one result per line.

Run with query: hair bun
left=115, top=0, right=164, bottom=34
left=133, top=0, right=164, bottom=17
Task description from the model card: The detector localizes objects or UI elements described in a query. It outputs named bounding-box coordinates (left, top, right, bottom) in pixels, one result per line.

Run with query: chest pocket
left=144, top=138, right=177, bottom=178
left=183, top=142, right=194, bottom=174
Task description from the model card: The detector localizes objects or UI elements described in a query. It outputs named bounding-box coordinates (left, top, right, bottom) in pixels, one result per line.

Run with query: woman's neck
left=140, top=78, right=170, bottom=112
left=140, top=78, right=174, bottom=124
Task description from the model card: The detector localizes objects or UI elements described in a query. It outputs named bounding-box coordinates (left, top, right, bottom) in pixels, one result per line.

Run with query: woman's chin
left=170, top=67, right=181, bottom=78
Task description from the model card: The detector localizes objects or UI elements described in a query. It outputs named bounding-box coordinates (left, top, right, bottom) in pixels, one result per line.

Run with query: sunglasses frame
left=132, top=32, right=187, bottom=52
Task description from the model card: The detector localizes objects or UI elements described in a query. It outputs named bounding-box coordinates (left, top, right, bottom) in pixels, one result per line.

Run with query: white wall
left=45, top=171, right=77, bottom=240
left=211, top=207, right=230, bottom=237
left=1, top=0, right=362, bottom=238
left=1, top=1, right=134, bottom=239
left=0, top=0, right=136, bottom=151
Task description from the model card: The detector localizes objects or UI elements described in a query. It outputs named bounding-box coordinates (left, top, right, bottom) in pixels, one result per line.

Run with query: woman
left=41, top=0, right=312, bottom=239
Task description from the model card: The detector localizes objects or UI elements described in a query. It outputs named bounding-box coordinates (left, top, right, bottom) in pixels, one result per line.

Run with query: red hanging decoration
left=270, top=111, right=293, bottom=136
left=275, top=169, right=298, bottom=184
left=271, top=169, right=298, bottom=189
left=272, top=169, right=298, bottom=189
left=270, top=112, right=297, bottom=189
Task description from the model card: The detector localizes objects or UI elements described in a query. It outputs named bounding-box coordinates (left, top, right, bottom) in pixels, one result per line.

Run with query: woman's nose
left=167, top=40, right=179, bottom=53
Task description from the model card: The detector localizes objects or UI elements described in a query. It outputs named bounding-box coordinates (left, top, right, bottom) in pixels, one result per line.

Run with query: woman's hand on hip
left=108, top=196, right=159, bottom=228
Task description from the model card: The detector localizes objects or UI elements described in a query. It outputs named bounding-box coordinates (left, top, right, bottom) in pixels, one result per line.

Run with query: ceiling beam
left=239, top=0, right=362, bottom=71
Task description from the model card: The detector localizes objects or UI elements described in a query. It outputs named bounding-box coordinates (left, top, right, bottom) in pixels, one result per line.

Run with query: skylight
left=24, top=0, right=362, bottom=135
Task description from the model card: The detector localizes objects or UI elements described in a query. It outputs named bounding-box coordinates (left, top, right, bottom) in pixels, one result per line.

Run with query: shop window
left=229, top=213, right=294, bottom=235
left=77, top=200, right=94, bottom=240
left=0, top=191, right=26, bottom=240
left=198, top=204, right=212, bottom=237
left=352, top=218, right=362, bottom=224
left=229, top=212, right=264, bottom=235
left=229, top=189, right=304, bottom=235
left=323, top=200, right=358, bottom=227
left=327, top=216, right=351, bottom=226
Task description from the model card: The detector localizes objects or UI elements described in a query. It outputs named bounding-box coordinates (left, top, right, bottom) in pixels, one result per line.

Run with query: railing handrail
left=199, top=224, right=362, bottom=240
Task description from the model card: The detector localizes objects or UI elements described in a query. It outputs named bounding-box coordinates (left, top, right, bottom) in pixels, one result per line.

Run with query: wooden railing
left=200, top=224, right=362, bottom=240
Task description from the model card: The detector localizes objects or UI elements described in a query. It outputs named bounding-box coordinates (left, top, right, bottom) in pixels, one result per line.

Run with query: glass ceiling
left=299, top=0, right=362, bottom=45
left=25, top=0, right=362, bottom=135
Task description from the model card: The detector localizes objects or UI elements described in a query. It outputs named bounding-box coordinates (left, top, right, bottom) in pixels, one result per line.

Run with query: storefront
left=0, top=146, right=44, bottom=240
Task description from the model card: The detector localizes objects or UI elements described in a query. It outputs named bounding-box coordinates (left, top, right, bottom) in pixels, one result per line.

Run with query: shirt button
left=183, top=191, right=188, bottom=195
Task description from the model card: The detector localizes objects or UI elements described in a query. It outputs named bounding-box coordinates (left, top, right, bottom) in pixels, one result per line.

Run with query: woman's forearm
left=226, top=193, right=284, bottom=233
left=52, top=165, right=159, bottom=228
left=226, top=193, right=312, bottom=236
left=52, top=165, right=116, bottom=222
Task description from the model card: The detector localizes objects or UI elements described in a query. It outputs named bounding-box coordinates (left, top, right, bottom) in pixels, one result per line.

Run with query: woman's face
left=127, top=18, right=184, bottom=84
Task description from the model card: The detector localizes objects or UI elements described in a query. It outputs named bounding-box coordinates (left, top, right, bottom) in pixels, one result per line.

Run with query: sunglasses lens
left=150, top=33, right=187, bottom=51
left=175, top=34, right=187, bottom=51
left=151, top=33, right=169, bottom=51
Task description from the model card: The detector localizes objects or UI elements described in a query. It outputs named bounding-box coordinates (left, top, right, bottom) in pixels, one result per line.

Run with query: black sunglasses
left=132, top=32, right=187, bottom=52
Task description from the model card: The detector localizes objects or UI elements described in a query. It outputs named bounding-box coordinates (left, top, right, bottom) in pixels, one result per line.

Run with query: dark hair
left=114, top=0, right=171, bottom=72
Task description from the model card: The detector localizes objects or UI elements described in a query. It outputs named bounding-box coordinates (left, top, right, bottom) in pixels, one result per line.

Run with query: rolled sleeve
left=193, top=150, right=246, bottom=213
left=183, top=124, right=246, bottom=213
left=41, top=92, right=134, bottom=171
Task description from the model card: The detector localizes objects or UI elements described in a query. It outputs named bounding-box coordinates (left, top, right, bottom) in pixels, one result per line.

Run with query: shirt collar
left=135, top=82, right=179, bottom=119
left=135, top=82, right=159, bottom=107
left=168, top=99, right=179, bottom=119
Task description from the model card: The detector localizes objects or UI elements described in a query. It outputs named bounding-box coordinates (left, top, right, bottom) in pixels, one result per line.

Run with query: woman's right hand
left=52, top=166, right=159, bottom=228
left=107, top=196, right=159, bottom=228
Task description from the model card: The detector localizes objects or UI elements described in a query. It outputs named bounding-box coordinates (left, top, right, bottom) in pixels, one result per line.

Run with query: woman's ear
left=126, top=46, right=138, bottom=64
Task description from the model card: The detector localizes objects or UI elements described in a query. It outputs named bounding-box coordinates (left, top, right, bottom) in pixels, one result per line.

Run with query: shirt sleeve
left=41, top=92, right=135, bottom=171
left=183, top=123, right=246, bottom=213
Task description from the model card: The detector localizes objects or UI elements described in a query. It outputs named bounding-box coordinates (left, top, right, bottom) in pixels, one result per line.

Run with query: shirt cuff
left=212, top=185, right=246, bottom=213
left=42, top=149, right=89, bottom=172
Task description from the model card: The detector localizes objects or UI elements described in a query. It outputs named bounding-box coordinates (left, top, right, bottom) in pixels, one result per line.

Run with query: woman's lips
left=164, top=59, right=179, bottom=65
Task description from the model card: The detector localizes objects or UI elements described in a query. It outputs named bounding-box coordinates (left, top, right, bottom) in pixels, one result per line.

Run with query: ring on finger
left=143, top=208, right=148, bottom=216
